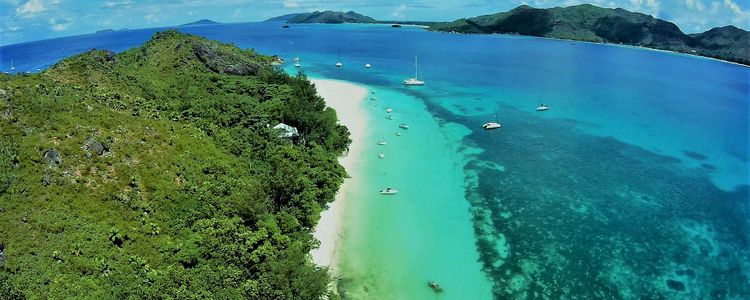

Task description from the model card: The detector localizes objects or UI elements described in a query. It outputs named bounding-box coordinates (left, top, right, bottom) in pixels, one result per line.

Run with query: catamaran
left=403, top=56, right=425, bottom=86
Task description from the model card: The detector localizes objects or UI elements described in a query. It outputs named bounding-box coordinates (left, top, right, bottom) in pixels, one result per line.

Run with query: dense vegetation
left=277, top=11, right=377, bottom=24
left=0, top=30, right=349, bottom=299
left=430, top=4, right=750, bottom=66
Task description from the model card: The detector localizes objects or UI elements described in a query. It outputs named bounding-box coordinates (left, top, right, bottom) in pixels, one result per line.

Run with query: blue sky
left=1, top=0, right=748, bottom=45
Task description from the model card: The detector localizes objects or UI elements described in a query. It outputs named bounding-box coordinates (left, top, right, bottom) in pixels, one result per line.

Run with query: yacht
left=365, top=63, right=372, bottom=68
left=395, top=131, right=402, bottom=136
left=536, top=104, right=550, bottom=111
left=10, top=59, right=15, bottom=71
left=385, top=115, right=394, bottom=120
left=482, top=122, right=502, bottom=130
left=294, top=57, right=301, bottom=68
left=377, top=141, right=387, bottom=145
left=386, top=108, right=393, bottom=113
left=336, top=62, right=342, bottom=68
left=399, top=123, right=409, bottom=129
left=379, top=187, right=398, bottom=195
left=403, top=56, right=425, bottom=86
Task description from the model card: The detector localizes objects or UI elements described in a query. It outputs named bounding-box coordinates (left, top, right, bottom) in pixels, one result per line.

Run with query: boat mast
left=414, top=56, right=418, bottom=79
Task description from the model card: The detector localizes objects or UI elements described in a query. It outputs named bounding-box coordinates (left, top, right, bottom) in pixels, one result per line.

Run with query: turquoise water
left=2, top=22, right=748, bottom=299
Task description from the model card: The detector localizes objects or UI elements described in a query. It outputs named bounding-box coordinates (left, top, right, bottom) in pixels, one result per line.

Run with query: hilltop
left=267, top=11, right=376, bottom=24
left=0, top=30, right=348, bottom=298
left=430, top=4, right=749, bottom=65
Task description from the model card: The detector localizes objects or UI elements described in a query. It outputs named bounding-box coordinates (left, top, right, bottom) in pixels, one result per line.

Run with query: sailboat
left=336, top=50, right=343, bottom=68
left=403, top=56, right=425, bottom=86
left=294, top=57, right=301, bottom=68
left=536, top=104, right=550, bottom=111
left=483, top=113, right=502, bottom=130
left=10, top=59, right=15, bottom=71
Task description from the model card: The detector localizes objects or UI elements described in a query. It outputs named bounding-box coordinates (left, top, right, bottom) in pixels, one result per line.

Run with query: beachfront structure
left=273, top=123, right=299, bottom=138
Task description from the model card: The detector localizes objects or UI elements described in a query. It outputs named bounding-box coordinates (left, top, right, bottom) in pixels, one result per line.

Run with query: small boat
left=10, top=59, right=15, bottom=71
left=371, top=91, right=376, bottom=94
left=377, top=141, right=387, bottom=145
left=385, top=115, right=394, bottom=120
left=403, top=56, right=425, bottom=86
left=483, top=122, right=501, bottom=130
left=295, top=63, right=301, bottom=68
left=379, top=187, right=398, bottom=195
left=395, top=132, right=402, bottom=136
left=336, top=62, right=343, bottom=68
left=391, top=24, right=402, bottom=28
left=371, top=96, right=377, bottom=100
left=536, top=104, right=550, bottom=111
left=294, top=57, right=301, bottom=67
left=282, top=24, right=290, bottom=28
left=378, top=153, right=385, bottom=159
left=399, top=123, right=409, bottom=129
left=428, top=281, right=443, bottom=293
left=386, top=108, right=393, bottom=113
left=365, top=63, right=372, bottom=68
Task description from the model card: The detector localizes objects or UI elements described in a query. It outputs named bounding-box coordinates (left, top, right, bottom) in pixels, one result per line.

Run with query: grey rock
left=43, top=148, right=61, bottom=166
left=193, top=42, right=259, bottom=76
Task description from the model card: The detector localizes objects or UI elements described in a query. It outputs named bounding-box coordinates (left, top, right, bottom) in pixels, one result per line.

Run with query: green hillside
left=431, top=4, right=749, bottom=65
left=0, top=30, right=348, bottom=299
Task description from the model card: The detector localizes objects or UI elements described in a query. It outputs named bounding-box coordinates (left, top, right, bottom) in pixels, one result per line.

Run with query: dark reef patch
left=410, top=97, right=750, bottom=299
left=683, top=150, right=708, bottom=161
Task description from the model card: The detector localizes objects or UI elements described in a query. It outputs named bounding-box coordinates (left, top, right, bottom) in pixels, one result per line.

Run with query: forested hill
left=430, top=4, right=750, bottom=66
left=0, top=30, right=349, bottom=299
left=268, top=11, right=377, bottom=24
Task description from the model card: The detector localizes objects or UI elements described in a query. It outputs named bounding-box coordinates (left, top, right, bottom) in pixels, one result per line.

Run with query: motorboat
left=399, top=123, right=409, bottom=129
left=377, top=141, right=387, bottom=145
left=385, top=115, right=394, bottom=120
left=428, top=281, right=443, bottom=293
left=379, top=187, right=398, bottom=195
left=386, top=108, right=393, bottom=113
left=336, top=62, right=343, bottom=68
left=365, top=63, right=372, bottom=68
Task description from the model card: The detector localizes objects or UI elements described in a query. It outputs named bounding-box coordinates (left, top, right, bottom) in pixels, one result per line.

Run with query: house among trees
left=273, top=123, right=299, bottom=138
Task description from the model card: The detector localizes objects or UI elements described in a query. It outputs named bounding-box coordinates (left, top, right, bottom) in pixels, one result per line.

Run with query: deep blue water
left=2, top=22, right=748, bottom=299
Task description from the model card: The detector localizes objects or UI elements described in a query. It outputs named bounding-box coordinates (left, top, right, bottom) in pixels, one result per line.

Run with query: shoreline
left=309, top=78, right=369, bottom=272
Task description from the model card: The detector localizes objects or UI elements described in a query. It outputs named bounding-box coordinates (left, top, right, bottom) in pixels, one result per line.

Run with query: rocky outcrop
left=193, top=42, right=259, bottom=76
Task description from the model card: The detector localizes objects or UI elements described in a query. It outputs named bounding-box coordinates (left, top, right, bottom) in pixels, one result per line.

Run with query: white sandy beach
left=309, top=78, right=369, bottom=270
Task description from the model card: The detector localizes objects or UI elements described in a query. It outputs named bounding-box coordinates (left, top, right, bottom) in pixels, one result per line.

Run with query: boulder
left=43, top=149, right=61, bottom=166
left=193, top=42, right=259, bottom=76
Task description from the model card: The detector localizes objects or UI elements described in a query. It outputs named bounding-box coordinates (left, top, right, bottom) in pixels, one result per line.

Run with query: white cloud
left=144, top=13, right=158, bottom=23
left=48, top=17, right=71, bottom=31
left=283, top=0, right=299, bottom=8
left=390, top=3, right=407, bottom=20
left=685, top=0, right=705, bottom=12
left=15, top=0, right=46, bottom=18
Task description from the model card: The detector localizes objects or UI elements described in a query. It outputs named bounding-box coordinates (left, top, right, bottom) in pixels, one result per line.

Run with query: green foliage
left=0, top=30, right=346, bottom=299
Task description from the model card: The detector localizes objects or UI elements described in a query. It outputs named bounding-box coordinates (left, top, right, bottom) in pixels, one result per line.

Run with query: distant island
left=430, top=4, right=749, bottom=66
left=95, top=28, right=129, bottom=34
left=268, top=11, right=376, bottom=24
left=179, top=19, right=221, bottom=26
left=265, top=11, right=436, bottom=26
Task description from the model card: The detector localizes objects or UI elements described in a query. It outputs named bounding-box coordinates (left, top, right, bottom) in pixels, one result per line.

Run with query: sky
left=1, top=0, right=749, bottom=46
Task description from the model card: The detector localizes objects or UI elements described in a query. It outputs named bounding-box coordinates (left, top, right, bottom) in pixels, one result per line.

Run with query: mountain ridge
left=430, top=4, right=749, bottom=65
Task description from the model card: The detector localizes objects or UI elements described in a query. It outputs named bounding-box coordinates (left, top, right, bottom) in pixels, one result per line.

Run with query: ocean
left=2, top=22, right=748, bottom=299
